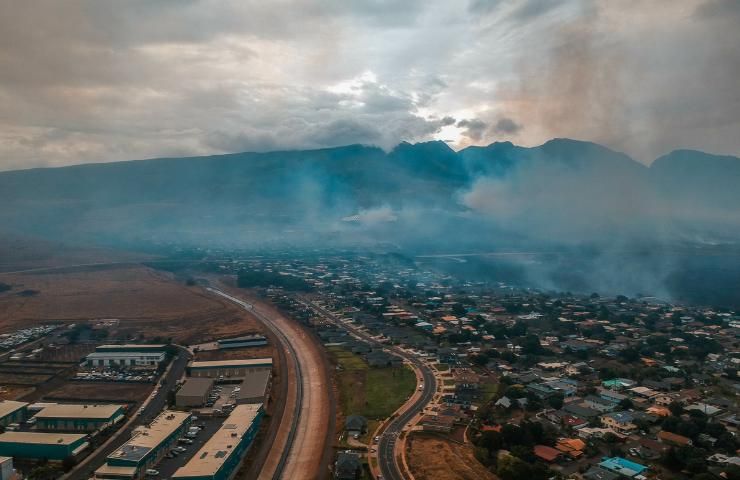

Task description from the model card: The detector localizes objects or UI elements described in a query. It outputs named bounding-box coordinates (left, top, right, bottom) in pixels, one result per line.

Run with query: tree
left=478, top=430, right=504, bottom=453
left=668, top=401, right=684, bottom=417
left=547, top=394, right=565, bottom=410
left=618, top=398, right=634, bottom=410
left=61, top=456, right=77, bottom=472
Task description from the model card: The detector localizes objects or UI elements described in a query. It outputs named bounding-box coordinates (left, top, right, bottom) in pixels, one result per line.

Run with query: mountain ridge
left=0, top=138, right=737, bottom=250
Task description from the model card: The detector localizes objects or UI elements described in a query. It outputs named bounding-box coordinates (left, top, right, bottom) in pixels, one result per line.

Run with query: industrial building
left=86, top=344, right=167, bottom=368
left=34, top=404, right=125, bottom=432
left=217, top=335, right=267, bottom=349
left=0, top=402, right=27, bottom=427
left=95, top=410, right=191, bottom=480
left=95, top=344, right=167, bottom=353
left=0, top=457, right=15, bottom=480
left=176, top=378, right=214, bottom=408
left=172, top=404, right=263, bottom=480
left=236, top=370, right=271, bottom=404
left=188, top=358, right=272, bottom=379
left=0, top=432, right=89, bottom=461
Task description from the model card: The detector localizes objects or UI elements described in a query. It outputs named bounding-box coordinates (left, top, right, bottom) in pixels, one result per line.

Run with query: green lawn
left=480, top=382, right=500, bottom=404
left=329, top=346, right=417, bottom=422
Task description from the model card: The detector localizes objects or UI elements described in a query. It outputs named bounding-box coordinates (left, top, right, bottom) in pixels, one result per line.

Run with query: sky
left=0, top=0, right=738, bottom=171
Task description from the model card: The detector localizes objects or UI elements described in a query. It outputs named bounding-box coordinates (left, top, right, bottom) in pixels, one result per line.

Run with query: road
left=207, top=288, right=330, bottom=480
left=301, top=299, right=438, bottom=480
left=67, top=346, right=191, bottom=480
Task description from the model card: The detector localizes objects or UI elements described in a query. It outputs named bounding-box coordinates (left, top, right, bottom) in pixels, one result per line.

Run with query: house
left=582, top=396, right=617, bottom=413
left=628, top=386, right=658, bottom=400
left=494, top=396, right=512, bottom=409
left=602, top=378, right=636, bottom=390
left=645, top=406, right=670, bottom=417
left=583, top=466, right=620, bottom=480
left=344, top=415, right=368, bottom=437
left=533, top=445, right=561, bottom=463
left=685, top=403, right=722, bottom=416
left=652, top=394, right=675, bottom=407
left=334, top=452, right=361, bottom=480
left=421, top=414, right=454, bottom=433
left=598, top=388, right=628, bottom=405
left=600, top=412, right=637, bottom=434
left=598, top=457, right=648, bottom=478
left=555, top=438, right=586, bottom=459
left=639, top=438, right=669, bottom=460
left=658, top=430, right=692, bottom=447
left=563, top=403, right=600, bottom=420
left=641, top=379, right=670, bottom=391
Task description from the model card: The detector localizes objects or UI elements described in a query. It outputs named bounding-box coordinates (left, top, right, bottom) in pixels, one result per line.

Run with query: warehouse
left=0, top=401, right=27, bottom=427
left=236, top=370, right=271, bottom=404
left=217, top=335, right=267, bottom=349
left=86, top=351, right=166, bottom=368
left=188, top=358, right=272, bottom=379
left=95, top=344, right=167, bottom=353
left=35, top=404, right=125, bottom=432
left=176, top=378, right=214, bottom=408
left=172, top=404, right=263, bottom=480
left=0, top=432, right=89, bottom=461
left=95, top=410, right=190, bottom=480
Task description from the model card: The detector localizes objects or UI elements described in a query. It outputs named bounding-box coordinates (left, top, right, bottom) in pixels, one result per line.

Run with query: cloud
left=492, top=117, right=522, bottom=134
left=0, top=0, right=737, bottom=170
left=457, top=118, right=488, bottom=141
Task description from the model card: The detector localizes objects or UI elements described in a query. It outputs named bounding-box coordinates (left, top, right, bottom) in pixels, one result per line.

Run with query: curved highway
left=301, top=299, right=438, bottom=480
left=207, top=288, right=329, bottom=480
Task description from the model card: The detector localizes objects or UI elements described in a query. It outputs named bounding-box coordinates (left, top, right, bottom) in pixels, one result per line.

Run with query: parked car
left=145, top=470, right=159, bottom=476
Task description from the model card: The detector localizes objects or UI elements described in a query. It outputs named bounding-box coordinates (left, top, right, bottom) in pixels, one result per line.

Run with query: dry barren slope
left=0, top=265, right=263, bottom=343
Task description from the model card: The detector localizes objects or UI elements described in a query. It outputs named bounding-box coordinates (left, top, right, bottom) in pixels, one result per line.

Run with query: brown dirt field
left=0, top=386, right=34, bottom=400
left=36, top=344, right=96, bottom=362
left=0, top=265, right=265, bottom=343
left=194, top=345, right=274, bottom=361
left=0, top=234, right=149, bottom=273
left=44, top=381, right=152, bottom=403
left=406, top=434, right=497, bottom=480
left=0, top=372, right=53, bottom=385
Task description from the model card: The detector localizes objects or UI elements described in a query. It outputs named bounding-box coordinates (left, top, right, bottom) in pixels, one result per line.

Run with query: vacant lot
left=0, top=386, right=34, bottom=400
left=406, top=434, right=497, bottom=480
left=45, top=381, right=152, bottom=403
left=0, top=234, right=149, bottom=273
left=0, top=372, right=54, bottom=386
left=0, top=265, right=264, bottom=343
left=195, top=345, right=274, bottom=362
left=329, top=346, right=415, bottom=420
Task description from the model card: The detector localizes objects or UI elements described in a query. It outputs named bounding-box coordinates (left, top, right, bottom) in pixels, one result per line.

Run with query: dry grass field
left=406, top=434, right=497, bottom=480
left=194, top=345, right=274, bottom=361
left=45, top=381, right=153, bottom=403
left=0, top=234, right=148, bottom=272
left=0, top=386, right=34, bottom=400
left=0, top=265, right=265, bottom=343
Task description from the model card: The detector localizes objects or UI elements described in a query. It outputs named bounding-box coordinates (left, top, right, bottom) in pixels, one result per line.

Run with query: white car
left=145, top=469, right=159, bottom=477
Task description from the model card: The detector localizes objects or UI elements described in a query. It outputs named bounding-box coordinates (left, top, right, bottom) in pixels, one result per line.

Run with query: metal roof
left=172, top=404, right=262, bottom=478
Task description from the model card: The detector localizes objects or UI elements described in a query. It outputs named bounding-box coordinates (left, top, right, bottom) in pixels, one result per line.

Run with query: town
left=222, top=251, right=739, bottom=480
left=0, top=249, right=737, bottom=480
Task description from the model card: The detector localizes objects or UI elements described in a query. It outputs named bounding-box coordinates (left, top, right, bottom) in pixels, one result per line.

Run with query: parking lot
left=153, top=415, right=226, bottom=479
left=197, top=382, right=241, bottom=414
